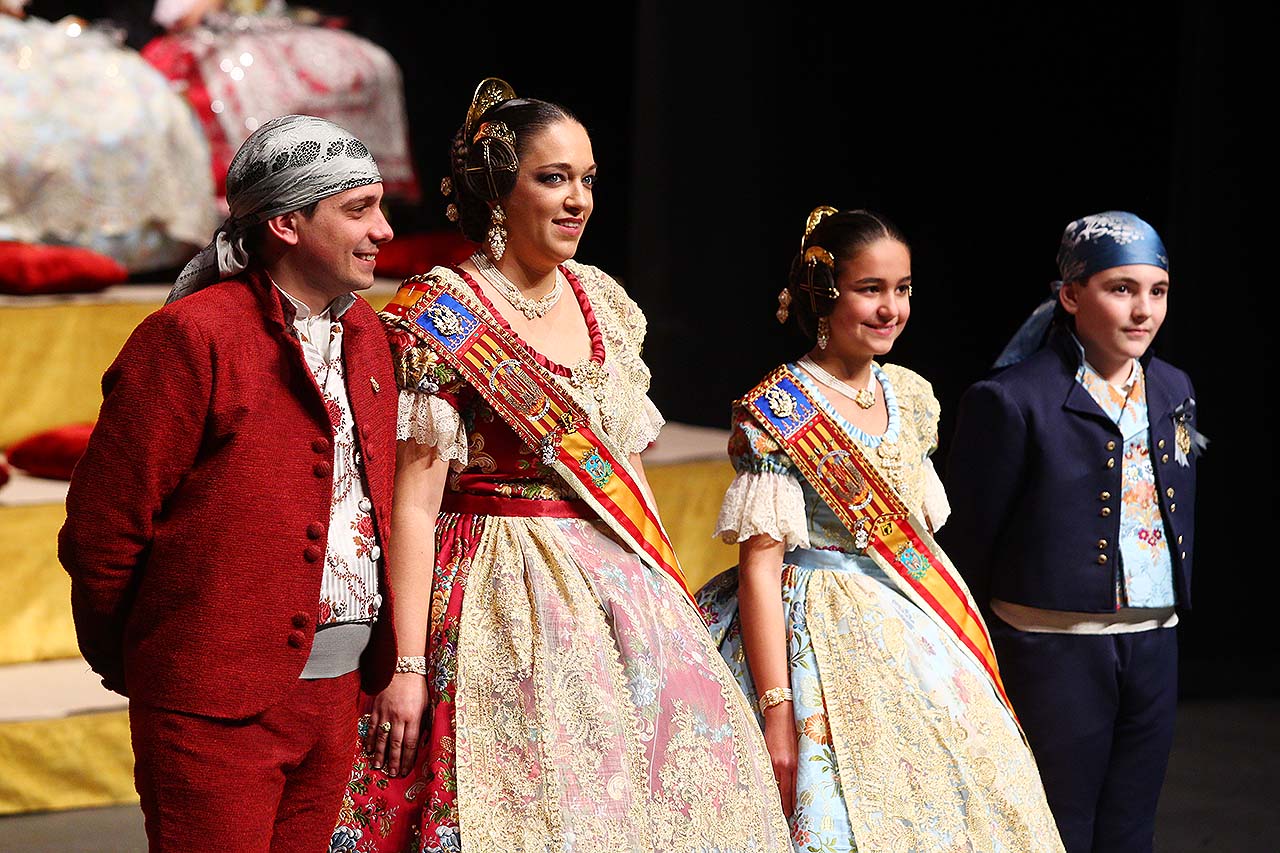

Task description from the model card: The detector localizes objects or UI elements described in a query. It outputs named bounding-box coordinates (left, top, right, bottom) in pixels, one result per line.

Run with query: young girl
left=942, top=211, right=1203, bottom=853
left=698, top=207, right=1064, bottom=852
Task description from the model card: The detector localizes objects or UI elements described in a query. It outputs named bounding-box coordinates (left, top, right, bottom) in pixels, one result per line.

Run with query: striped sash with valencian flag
left=383, top=272, right=692, bottom=603
left=741, top=364, right=1018, bottom=721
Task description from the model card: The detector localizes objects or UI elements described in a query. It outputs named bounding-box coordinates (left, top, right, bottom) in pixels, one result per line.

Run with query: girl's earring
left=487, top=204, right=507, bottom=260
left=817, top=316, right=830, bottom=351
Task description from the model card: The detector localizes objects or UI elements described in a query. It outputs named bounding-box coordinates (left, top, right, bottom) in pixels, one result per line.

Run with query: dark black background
left=33, top=1, right=1266, bottom=697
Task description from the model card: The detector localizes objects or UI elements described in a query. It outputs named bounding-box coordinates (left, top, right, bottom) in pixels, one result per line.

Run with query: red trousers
left=130, top=672, right=360, bottom=853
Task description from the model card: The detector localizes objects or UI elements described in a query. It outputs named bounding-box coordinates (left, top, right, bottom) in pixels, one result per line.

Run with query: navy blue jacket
left=939, top=328, right=1198, bottom=613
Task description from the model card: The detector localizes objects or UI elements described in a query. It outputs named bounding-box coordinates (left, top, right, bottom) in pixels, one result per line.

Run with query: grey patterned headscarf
left=167, top=114, right=382, bottom=303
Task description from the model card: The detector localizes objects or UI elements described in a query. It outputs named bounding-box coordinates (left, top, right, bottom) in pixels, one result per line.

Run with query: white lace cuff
left=715, top=471, right=811, bottom=549
left=396, top=390, right=468, bottom=470
left=922, top=457, right=951, bottom=531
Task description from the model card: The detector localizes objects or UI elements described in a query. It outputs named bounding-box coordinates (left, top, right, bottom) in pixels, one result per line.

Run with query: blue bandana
left=993, top=211, right=1169, bottom=370
left=1056, top=211, right=1169, bottom=283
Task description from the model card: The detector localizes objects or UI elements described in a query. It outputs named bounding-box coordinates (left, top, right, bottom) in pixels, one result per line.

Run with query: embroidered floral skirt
left=332, top=512, right=789, bottom=853
left=698, top=548, right=1065, bottom=853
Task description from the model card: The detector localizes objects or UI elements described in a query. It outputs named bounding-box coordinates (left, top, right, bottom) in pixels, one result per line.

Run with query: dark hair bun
left=786, top=247, right=840, bottom=323
left=460, top=132, right=519, bottom=202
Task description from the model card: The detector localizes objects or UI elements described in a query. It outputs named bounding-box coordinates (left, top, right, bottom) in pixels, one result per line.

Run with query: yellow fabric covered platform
left=646, top=459, right=738, bottom=592
left=0, top=299, right=163, bottom=450
left=0, top=283, right=398, bottom=449
left=0, top=711, right=135, bottom=815
left=0, top=503, right=79, bottom=665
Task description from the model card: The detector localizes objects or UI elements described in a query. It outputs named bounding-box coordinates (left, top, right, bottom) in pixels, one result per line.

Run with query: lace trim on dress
left=715, top=471, right=811, bottom=549
left=922, top=457, right=951, bottom=532
left=616, top=394, right=666, bottom=455
left=564, top=260, right=648, bottom=360
left=396, top=390, right=468, bottom=470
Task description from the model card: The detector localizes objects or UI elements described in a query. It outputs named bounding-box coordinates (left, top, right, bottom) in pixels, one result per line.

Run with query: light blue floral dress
left=698, top=362, right=1065, bottom=853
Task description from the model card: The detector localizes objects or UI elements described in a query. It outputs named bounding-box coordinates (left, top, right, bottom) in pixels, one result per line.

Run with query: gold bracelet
left=757, top=686, right=793, bottom=713
left=394, top=655, right=427, bottom=676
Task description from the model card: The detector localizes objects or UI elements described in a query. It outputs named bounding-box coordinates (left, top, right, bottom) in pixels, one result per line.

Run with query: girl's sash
left=741, top=365, right=1017, bottom=720
left=384, top=273, right=692, bottom=603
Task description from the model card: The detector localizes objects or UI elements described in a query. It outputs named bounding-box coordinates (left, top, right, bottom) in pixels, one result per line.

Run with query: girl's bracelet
left=394, top=655, right=427, bottom=676
left=757, top=686, right=793, bottom=713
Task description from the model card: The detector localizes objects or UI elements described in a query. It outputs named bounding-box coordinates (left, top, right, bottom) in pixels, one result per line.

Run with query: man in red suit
left=59, top=115, right=404, bottom=853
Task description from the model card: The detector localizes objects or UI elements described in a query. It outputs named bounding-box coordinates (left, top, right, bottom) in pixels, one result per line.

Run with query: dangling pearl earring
left=487, top=204, right=507, bottom=260
left=817, top=316, right=830, bottom=350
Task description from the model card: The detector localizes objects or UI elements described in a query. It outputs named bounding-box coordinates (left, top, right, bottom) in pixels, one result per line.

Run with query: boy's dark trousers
left=991, top=619, right=1178, bottom=853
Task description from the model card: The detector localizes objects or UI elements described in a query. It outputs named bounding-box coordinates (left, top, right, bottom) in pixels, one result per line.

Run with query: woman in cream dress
left=330, top=79, right=788, bottom=853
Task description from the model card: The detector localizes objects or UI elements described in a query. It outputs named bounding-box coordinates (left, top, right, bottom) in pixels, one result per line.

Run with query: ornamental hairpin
left=459, top=79, right=520, bottom=203
left=800, top=245, right=838, bottom=312
left=464, top=130, right=519, bottom=200
left=797, top=206, right=840, bottom=312
left=473, top=120, right=516, bottom=148
left=775, top=288, right=792, bottom=324
left=464, top=77, right=517, bottom=144
left=802, top=205, right=839, bottom=250
left=440, top=176, right=458, bottom=221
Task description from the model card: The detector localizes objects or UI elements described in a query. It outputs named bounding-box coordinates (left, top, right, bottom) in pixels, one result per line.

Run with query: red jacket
left=59, top=269, right=399, bottom=719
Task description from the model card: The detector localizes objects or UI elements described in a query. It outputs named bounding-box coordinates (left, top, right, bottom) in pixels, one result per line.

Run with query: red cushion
left=6, top=423, right=96, bottom=480
left=374, top=231, right=476, bottom=280
left=0, top=242, right=128, bottom=295
left=0, top=458, right=10, bottom=489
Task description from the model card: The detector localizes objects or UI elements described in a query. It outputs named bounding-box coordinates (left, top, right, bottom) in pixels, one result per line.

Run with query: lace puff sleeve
left=565, top=261, right=666, bottom=453
left=905, top=370, right=951, bottom=531
left=714, top=406, right=810, bottom=550
left=623, top=394, right=666, bottom=456
left=383, top=314, right=469, bottom=471
left=882, top=363, right=951, bottom=530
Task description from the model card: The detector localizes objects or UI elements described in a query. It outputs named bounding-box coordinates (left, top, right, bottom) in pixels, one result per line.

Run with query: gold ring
left=379, top=720, right=392, bottom=734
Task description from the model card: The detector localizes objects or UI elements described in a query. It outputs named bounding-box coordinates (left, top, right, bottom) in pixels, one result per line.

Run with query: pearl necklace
left=471, top=252, right=563, bottom=320
left=798, top=357, right=877, bottom=409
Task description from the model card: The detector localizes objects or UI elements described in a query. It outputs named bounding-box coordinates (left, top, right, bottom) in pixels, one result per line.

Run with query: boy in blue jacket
left=941, top=211, right=1205, bottom=853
